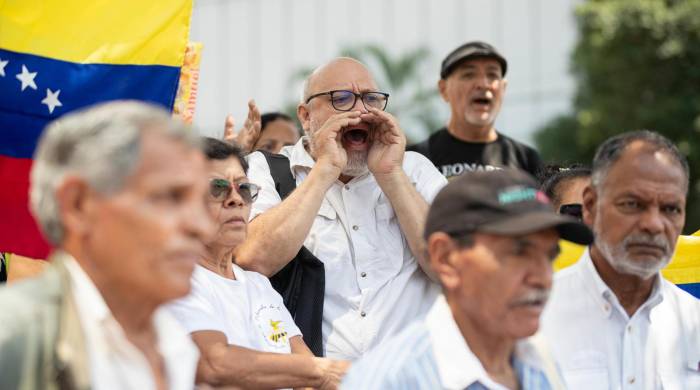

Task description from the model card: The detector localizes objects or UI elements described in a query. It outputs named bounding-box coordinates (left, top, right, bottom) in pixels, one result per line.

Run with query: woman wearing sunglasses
left=541, top=164, right=591, bottom=221
left=168, top=138, right=348, bottom=389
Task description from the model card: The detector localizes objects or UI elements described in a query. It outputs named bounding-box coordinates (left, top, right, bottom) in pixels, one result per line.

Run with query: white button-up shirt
left=65, top=258, right=199, bottom=390
left=247, top=138, right=446, bottom=359
left=541, top=249, right=700, bottom=390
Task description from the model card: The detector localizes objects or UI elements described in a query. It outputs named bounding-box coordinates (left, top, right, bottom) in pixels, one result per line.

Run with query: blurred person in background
left=224, top=101, right=301, bottom=154
left=540, top=164, right=591, bottom=221
left=409, top=41, right=542, bottom=179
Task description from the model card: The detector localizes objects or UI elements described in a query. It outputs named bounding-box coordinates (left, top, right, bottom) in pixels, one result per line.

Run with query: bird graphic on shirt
left=269, top=320, right=288, bottom=344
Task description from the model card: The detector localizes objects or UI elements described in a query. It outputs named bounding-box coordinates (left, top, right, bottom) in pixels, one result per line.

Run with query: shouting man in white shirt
left=541, top=130, right=700, bottom=389
left=237, top=57, right=447, bottom=359
left=0, top=101, right=216, bottom=390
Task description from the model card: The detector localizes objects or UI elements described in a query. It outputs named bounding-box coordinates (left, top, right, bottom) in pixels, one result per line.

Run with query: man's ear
left=501, top=77, right=508, bottom=93
left=438, top=79, right=448, bottom=102
left=582, top=184, right=597, bottom=228
left=297, top=103, right=311, bottom=134
left=54, top=176, right=96, bottom=238
left=427, top=232, right=460, bottom=290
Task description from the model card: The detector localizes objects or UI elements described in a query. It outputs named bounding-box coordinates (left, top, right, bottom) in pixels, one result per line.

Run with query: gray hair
left=30, top=100, right=200, bottom=245
left=591, top=130, right=689, bottom=191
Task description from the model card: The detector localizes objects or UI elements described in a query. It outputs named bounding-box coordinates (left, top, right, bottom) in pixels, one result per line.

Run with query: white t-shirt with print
left=167, top=264, right=301, bottom=353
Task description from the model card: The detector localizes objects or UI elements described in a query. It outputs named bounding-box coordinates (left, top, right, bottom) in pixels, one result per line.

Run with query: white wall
left=191, top=0, right=582, bottom=145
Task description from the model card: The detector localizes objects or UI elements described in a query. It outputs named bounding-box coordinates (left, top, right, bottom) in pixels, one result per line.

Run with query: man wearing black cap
left=342, top=169, right=592, bottom=389
left=409, top=41, right=543, bottom=179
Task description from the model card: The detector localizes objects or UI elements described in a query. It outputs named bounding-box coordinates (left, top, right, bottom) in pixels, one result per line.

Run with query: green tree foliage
left=283, top=44, right=442, bottom=143
left=534, top=0, right=700, bottom=233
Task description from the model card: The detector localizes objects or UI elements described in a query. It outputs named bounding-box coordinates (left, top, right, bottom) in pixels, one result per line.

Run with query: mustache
left=511, top=289, right=550, bottom=306
left=623, top=233, right=671, bottom=254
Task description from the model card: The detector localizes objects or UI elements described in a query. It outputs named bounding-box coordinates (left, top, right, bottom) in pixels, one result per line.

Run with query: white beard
left=342, top=149, right=369, bottom=177
left=594, top=218, right=672, bottom=280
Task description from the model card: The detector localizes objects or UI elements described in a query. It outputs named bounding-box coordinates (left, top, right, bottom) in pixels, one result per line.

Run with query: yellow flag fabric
left=0, top=0, right=192, bottom=66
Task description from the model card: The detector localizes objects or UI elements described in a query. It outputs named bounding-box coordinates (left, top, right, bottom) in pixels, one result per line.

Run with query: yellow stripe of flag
left=0, top=0, right=192, bottom=66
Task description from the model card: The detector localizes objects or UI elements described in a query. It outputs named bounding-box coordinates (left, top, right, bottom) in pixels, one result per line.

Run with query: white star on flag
left=16, top=64, right=38, bottom=91
left=41, top=88, right=62, bottom=114
left=0, top=59, right=8, bottom=77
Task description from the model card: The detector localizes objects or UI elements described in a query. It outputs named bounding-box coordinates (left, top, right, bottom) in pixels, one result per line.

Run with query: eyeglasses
left=209, top=178, right=260, bottom=204
left=305, top=90, right=390, bottom=112
left=559, top=204, right=583, bottom=221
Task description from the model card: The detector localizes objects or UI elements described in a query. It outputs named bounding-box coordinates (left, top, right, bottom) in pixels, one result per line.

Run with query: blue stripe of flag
left=678, top=283, right=700, bottom=299
left=0, top=48, right=181, bottom=159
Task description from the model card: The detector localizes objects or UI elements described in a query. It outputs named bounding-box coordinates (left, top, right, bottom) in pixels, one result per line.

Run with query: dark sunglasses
left=559, top=203, right=583, bottom=221
left=209, top=178, right=259, bottom=204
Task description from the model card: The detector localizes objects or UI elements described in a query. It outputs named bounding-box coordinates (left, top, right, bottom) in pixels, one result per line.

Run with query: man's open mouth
left=471, top=96, right=492, bottom=109
left=342, top=127, right=370, bottom=150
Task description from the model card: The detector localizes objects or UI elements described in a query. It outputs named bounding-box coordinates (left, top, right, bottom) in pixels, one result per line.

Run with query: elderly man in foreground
left=541, top=130, right=700, bottom=389
left=0, top=101, right=215, bottom=389
left=343, top=169, right=593, bottom=389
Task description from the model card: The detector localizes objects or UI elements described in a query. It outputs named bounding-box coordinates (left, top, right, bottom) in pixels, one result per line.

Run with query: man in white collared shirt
left=0, top=102, right=216, bottom=389
left=237, top=57, right=447, bottom=359
left=541, top=130, right=700, bottom=389
left=343, top=169, right=593, bottom=389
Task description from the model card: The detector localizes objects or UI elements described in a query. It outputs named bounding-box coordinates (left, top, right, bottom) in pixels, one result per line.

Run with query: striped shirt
left=342, top=295, right=563, bottom=390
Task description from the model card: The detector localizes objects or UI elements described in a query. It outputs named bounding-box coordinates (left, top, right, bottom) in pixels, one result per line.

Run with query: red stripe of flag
left=0, top=155, right=51, bottom=259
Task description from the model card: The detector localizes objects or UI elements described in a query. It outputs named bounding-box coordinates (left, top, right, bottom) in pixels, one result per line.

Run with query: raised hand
left=363, top=107, right=406, bottom=177
left=223, top=99, right=262, bottom=152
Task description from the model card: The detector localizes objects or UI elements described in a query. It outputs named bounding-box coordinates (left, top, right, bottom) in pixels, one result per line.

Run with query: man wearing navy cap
left=342, top=169, right=592, bottom=389
left=409, top=41, right=543, bottom=179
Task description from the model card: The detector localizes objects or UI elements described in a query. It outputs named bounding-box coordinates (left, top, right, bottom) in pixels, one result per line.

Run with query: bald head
left=301, top=57, right=376, bottom=103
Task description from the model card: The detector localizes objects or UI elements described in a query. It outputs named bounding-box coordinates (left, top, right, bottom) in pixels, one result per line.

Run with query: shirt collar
left=64, top=255, right=111, bottom=323
left=426, top=295, right=549, bottom=390
left=64, top=254, right=198, bottom=381
left=285, top=136, right=317, bottom=174
left=579, top=247, right=664, bottom=319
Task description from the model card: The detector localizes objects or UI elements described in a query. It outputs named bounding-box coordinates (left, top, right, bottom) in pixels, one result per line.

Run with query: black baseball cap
left=425, top=169, right=593, bottom=245
left=440, top=41, right=508, bottom=79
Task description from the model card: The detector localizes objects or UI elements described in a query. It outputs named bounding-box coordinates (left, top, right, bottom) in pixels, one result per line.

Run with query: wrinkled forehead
left=308, top=59, right=378, bottom=93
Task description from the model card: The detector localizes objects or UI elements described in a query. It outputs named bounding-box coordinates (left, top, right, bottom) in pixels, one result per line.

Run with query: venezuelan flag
left=0, top=1, right=192, bottom=259
left=554, top=230, right=700, bottom=299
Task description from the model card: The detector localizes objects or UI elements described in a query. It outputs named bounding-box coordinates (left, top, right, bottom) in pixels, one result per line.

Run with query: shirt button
left=360, top=271, right=367, bottom=278
left=627, top=325, right=632, bottom=333
left=628, top=376, right=635, bottom=384
left=352, top=225, right=359, bottom=231
left=344, top=185, right=350, bottom=190
left=360, top=311, right=366, bottom=317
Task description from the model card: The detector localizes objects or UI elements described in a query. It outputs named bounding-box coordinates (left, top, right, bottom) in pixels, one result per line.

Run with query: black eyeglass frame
left=304, top=90, right=390, bottom=112
left=209, top=178, right=260, bottom=204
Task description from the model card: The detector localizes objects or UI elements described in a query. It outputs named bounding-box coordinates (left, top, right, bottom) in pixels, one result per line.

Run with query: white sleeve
left=249, top=272, right=302, bottom=338
left=246, top=151, right=282, bottom=221
left=166, top=272, right=226, bottom=335
left=404, top=151, right=448, bottom=204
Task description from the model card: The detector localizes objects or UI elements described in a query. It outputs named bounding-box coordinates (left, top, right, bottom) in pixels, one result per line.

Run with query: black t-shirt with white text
left=407, top=128, right=543, bottom=180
